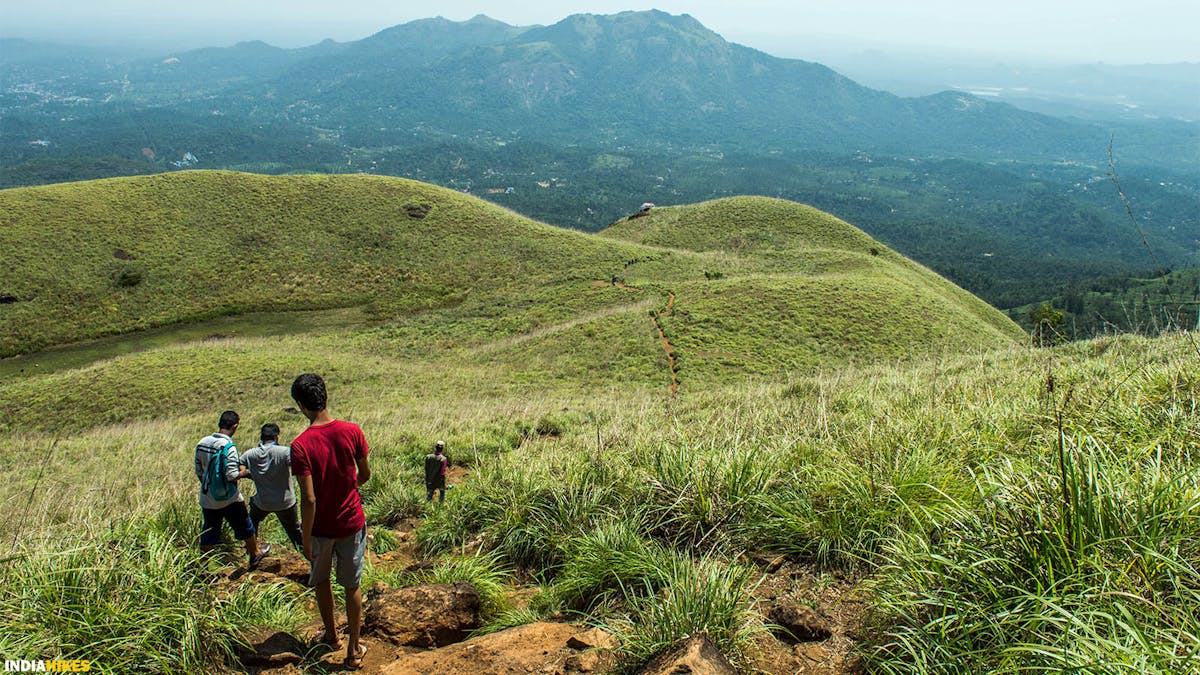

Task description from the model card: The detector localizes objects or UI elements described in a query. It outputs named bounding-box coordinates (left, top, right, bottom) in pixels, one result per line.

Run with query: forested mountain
left=133, top=10, right=1186, bottom=166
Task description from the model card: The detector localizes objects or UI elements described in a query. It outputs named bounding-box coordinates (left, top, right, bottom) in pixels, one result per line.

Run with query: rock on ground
left=380, top=622, right=616, bottom=675
left=252, top=550, right=312, bottom=585
left=764, top=602, right=834, bottom=643
left=637, top=633, right=737, bottom=675
left=234, top=627, right=306, bottom=667
left=364, top=582, right=482, bottom=648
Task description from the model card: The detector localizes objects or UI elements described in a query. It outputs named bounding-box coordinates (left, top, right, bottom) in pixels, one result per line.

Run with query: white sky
left=2, top=0, right=1197, bottom=64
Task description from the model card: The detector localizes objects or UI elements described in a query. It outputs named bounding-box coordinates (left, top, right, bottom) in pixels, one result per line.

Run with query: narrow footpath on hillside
left=594, top=277, right=678, bottom=398
left=650, top=291, right=679, bottom=398
left=470, top=297, right=657, bottom=355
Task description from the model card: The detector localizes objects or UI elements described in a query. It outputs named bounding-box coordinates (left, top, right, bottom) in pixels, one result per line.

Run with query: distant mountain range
left=4, top=11, right=1194, bottom=165
left=745, top=35, right=1200, bottom=122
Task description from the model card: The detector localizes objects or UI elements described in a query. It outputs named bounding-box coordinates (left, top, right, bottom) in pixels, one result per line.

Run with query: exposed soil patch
left=404, top=203, right=432, bottom=219
left=378, top=622, right=609, bottom=675
left=747, top=558, right=869, bottom=675
left=112, top=248, right=135, bottom=260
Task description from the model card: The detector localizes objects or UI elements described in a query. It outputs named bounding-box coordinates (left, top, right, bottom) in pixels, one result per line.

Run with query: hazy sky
left=2, top=0, right=1197, bottom=64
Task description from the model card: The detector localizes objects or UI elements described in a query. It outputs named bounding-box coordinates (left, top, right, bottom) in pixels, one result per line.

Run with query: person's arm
left=224, top=445, right=246, bottom=482
left=298, top=474, right=316, bottom=561
left=355, top=454, right=371, bottom=487
left=355, top=427, right=371, bottom=486
left=236, top=449, right=252, bottom=479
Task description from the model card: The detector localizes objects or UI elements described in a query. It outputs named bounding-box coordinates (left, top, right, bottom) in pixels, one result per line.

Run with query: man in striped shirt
left=194, top=410, right=270, bottom=568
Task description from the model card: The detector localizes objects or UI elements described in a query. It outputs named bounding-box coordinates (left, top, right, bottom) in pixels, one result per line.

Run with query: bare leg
left=346, top=585, right=364, bottom=664
left=316, top=580, right=338, bottom=643
left=244, top=533, right=260, bottom=558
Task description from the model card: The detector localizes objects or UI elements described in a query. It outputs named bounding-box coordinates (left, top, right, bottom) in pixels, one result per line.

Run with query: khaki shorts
left=309, top=527, right=366, bottom=589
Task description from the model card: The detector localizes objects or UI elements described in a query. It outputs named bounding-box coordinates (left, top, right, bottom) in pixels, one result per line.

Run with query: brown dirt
left=378, top=622, right=607, bottom=675
left=746, top=559, right=869, bottom=675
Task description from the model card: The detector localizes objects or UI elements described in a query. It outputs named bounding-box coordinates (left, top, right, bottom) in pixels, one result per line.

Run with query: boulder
left=765, top=602, right=833, bottom=643
left=381, top=622, right=593, bottom=675
left=253, top=550, right=311, bottom=585
left=638, top=634, right=736, bottom=675
left=234, top=627, right=306, bottom=667
left=365, top=582, right=481, bottom=647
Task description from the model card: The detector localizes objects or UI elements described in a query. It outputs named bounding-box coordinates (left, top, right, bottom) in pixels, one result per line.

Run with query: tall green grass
left=0, top=328, right=1194, bottom=672
left=864, top=438, right=1200, bottom=673
left=0, top=522, right=303, bottom=674
left=608, top=556, right=762, bottom=671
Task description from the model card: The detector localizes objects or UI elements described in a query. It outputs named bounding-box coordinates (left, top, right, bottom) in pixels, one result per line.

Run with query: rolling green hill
left=603, top=197, right=1023, bottom=379
left=0, top=170, right=1021, bottom=430
left=0, top=170, right=645, bottom=356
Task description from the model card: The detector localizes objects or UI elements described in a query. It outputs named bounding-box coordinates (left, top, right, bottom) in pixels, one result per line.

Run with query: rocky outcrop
left=364, top=582, right=482, bottom=648
left=253, top=550, right=312, bottom=585
left=380, top=622, right=615, bottom=675
left=638, top=633, right=737, bottom=675
left=764, top=602, right=833, bottom=643
left=234, top=627, right=306, bottom=667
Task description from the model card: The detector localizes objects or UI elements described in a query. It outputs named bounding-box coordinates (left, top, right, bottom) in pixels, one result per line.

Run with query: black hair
left=219, top=410, right=239, bottom=430
left=260, top=423, right=280, bottom=442
left=291, top=373, right=327, bottom=412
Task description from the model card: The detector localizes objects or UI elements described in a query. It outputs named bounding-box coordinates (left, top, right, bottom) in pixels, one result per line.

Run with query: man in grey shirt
left=241, top=423, right=303, bottom=549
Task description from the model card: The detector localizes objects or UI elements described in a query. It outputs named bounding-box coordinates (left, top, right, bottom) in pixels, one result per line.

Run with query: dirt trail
left=650, top=292, right=679, bottom=397
left=471, top=298, right=656, bottom=355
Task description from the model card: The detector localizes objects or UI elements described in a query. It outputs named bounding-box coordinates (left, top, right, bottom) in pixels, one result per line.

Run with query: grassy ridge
left=0, top=171, right=644, bottom=356
left=1, top=171, right=1020, bottom=365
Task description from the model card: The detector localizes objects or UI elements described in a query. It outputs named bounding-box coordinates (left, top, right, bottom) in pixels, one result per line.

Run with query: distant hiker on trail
left=290, top=373, right=372, bottom=670
left=424, top=440, right=449, bottom=504
left=194, top=410, right=271, bottom=569
left=241, top=422, right=303, bottom=550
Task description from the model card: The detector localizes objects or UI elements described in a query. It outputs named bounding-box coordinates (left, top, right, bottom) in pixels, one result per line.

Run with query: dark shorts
left=200, top=501, right=255, bottom=546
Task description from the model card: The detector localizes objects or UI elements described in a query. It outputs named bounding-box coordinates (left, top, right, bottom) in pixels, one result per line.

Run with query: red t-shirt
left=291, top=419, right=369, bottom=538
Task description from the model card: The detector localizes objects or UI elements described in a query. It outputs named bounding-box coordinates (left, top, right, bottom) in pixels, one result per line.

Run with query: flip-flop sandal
left=344, top=642, right=368, bottom=670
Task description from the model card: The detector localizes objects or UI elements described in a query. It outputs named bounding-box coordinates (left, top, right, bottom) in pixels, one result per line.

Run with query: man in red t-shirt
left=290, top=373, right=372, bottom=670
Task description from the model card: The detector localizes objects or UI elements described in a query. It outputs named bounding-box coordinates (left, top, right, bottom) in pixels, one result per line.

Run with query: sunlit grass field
left=2, top=329, right=1195, bottom=673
